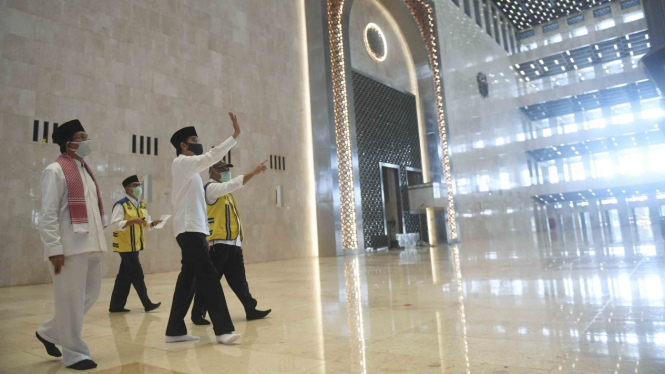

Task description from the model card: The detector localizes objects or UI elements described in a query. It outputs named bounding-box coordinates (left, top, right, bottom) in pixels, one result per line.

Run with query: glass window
left=623, top=10, right=644, bottom=23
left=570, top=162, right=586, bottom=181
left=499, top=172, right=511, bottom=190
left=551, top=72, right=569, bottom=87
left=585, top=108, right=606, bottom=129
left=477, top=174, right=490, bottom=192
left=611, top=103, right=634, bottom=125
left=563, top=163, right=571, bottom=182
left=619, top=149, right=643, bottom=175
left=603, top=60, right=624, bottom=75
left=569, top=27, right=588, bottom=38
left=593, top=152, right=614, bottom=178
left=527, top=80, right=543, bottom=94
left=548, top=165, right=559, bottom=184
left=544, top=33, right=562, bottom=45
left=557, top=113, right=575, bottom=130
left=577, top=66, right=596, bottom=81
left=641, top=98, right=665, bottom=119
left=596, top=18, right=616, bottom=31
left=632, top=53, right=646, bottom=69
left=520, top=41, right=537, bottom=52
left=650, top=145, right=665, bottom=172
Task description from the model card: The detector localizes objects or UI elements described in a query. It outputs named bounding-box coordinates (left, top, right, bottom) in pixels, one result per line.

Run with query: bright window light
left=596, top=18, right=616, bottom=31
left=548, top=165, right=559, bottom=184
left=620, top=149, right=643, bottom=175
left=649, top=145, right=665, bottom=172
left=641, top=98, right=665, bottom=119
left=500, top=172, right=511, bottom=190
left=623, top=11, right=645, bottom=23
left=544, top=33, right=562, bottom=45
left=570, top=162, right=586, bottom=181
left=611, top=103, right=634, bottom=125
left=570, top=27, right=588, bottom=38
left=564, top=123, right=579, bottom=133
left=593, top=153, right=614, bottom=178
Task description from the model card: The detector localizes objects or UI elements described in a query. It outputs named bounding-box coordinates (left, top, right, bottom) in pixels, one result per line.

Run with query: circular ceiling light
left=364, top=23, right=387, bottom=62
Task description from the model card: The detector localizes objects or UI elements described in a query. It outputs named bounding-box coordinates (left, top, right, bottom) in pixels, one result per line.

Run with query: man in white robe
left=36, top=119, right=107, bottom=371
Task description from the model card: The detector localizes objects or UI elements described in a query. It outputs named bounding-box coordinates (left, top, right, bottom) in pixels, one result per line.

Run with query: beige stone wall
left=0, top=0, right=317, bottom=287
left=349, top=0, right=416, bottom=94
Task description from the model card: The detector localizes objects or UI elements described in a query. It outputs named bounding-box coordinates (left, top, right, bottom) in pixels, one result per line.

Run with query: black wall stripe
left=53, top=123, right=58, bottom=139
left=33, top=120, right=39, bottom=142
left=282, top=156, right=285, bottom=171
left=147, top=136, right=151, bottom=155
left=154, top=138, right=158, bottom=156
left=43, top=122, right=49, bottom=143
left=132, top=135, right=137, bottom=153
left=140, top=135, right=144, bottom=154
left=270, top=155, right=273, bottom=169
left=278, top=156, right=282, bottom=170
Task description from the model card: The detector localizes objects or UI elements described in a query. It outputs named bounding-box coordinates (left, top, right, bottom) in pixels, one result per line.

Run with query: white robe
left=37, top=159, right=106, bottom=366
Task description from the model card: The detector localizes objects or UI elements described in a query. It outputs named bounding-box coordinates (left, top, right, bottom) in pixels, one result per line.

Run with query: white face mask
left=71, top=140, right=92, bottom=158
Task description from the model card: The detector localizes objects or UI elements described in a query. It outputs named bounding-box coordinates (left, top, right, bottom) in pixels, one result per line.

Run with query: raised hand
left=229, top=112, right=241, bottom=139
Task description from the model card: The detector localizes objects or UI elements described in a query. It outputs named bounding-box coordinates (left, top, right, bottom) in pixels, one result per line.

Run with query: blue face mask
left=186, top=143, right=203, bottom=155
left=220, top=171, right=232, bottom=182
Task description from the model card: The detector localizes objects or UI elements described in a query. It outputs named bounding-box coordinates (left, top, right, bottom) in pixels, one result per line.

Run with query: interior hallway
left=2, top=230, right=665, bottom=373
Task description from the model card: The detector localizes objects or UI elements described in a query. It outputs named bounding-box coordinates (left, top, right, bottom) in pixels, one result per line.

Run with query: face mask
left=71, top=140, right=92, bottom=158
left=220, top=171, right=232, bottom=183
left=132, top=186, right=143, bottom=198
left=186, top=143, right=203, bottom=156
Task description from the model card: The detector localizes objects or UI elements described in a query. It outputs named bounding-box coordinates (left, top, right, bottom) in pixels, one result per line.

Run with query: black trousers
left=109, top=251, right=152, bottom=310
left=191, top=243, right=258, bottom=320
left=166, top=232, right=234, bottom=336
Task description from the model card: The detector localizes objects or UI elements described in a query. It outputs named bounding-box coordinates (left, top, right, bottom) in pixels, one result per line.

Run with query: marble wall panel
left=433, top=0, right=535, bottom=240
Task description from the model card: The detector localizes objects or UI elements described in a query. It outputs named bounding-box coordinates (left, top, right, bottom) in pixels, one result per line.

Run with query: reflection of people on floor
left=164, top=113, right=243, bottom=345
left=191, top=160, right=271, bottom=326
left=109, top=175, right=162, bottom=313
left=35, top=119, right=106, bottom=371
left=110, top=312, right=157, bottom=354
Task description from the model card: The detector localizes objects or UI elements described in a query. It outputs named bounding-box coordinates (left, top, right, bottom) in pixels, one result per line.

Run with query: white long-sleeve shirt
left=205, top=176, right=244, bottom=246
left=171, top=136, right=237, bottom=237
left=39, top=159, right=108, bottom=260
left=110, top=194, right=153, bottom=232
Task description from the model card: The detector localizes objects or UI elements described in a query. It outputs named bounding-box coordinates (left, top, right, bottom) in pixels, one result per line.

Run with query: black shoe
left=109, top=308, right=130, bottom=313
left=145, top=302, right=161, bottom=312
left=246, top=309, right=271, bottom=321
left=191, top=315, right=211, bottom=325
left=35, top=332, right=61, bottom=357
left=67, top=359, right=98, bottom=370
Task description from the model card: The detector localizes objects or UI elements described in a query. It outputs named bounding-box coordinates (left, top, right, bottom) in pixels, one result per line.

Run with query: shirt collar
left=125, top=193, right=140, bottom=207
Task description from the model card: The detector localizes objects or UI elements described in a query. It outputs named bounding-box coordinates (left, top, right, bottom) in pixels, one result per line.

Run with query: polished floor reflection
left=2, top=232, right=665, bottom=373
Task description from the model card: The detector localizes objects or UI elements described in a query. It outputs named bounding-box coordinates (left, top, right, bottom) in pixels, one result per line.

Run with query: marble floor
left=2, top=231, right=665, bottom=373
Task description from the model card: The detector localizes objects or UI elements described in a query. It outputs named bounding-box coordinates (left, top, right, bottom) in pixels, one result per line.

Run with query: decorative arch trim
left=326, top=0, right=458, bottom=249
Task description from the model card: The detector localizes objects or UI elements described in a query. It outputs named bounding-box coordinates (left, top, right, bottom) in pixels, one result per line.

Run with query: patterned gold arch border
left=327, top=0, right=458, bottom=249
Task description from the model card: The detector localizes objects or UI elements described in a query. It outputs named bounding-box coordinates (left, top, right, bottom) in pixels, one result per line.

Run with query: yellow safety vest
left=206, top=183, right=243, bottom=241
left=112, top=198, right=147, bottom=252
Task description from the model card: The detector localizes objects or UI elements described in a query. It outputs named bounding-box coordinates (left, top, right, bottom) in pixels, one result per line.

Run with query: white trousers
left=37, top=251, right=102, bottom=366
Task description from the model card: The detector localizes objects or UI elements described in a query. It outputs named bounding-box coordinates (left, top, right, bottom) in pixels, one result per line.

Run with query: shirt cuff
left=47, top=244, right=64, bottom=258
left=116, top=220, right=128, bottom=231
